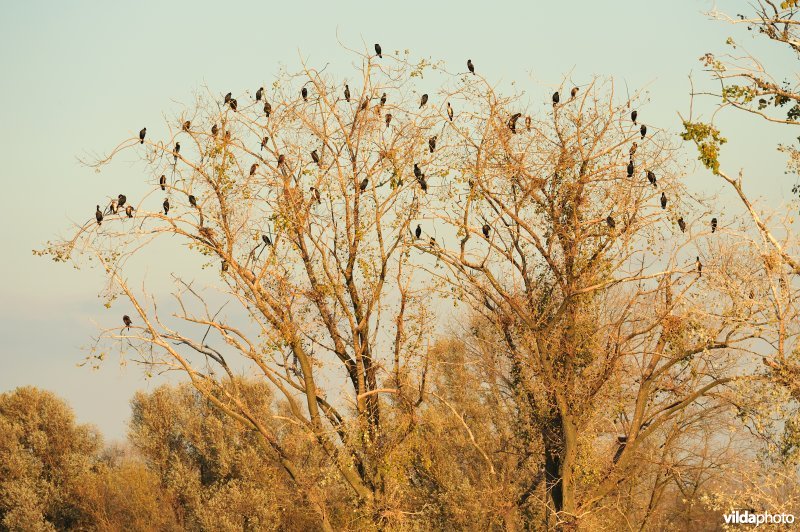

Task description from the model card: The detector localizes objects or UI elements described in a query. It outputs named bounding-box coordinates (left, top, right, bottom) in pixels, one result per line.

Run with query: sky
left=0, top=0, right=794, bottom=441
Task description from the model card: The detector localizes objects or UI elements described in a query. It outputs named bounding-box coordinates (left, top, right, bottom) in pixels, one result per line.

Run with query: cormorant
left=419, top=93, right=428, bottom=108
left=385, top=113, right=392, bottom=127
left=606, top=215, right=616, bottom=229
left=256, top=87, right=263, bottom=101
left=525, top=115, right=531, bottom=131
left=552, top=91, right=560, bottom=105
left=163, top=198, right=170, bottom=215
left=711, top=217, right=718, bottom=233
left=647, top=170, right=657, bottom=188
left=629, top=142, right=638, bottom=158
left=375, top=43, right=382, bottom=58
left=117, top=194, right=127, bottom=208
left=173, top=142, right=180, bottom=163
left=139, top=127, right=146, bottom=144
left=189, top=194, right=197, bottom=207
left=696, top=256, right=702, bottom=275
left=125, top=205, right=134, bottom=218
left=123, top=315, right=132, bottom=329
left=160, top=175, right=167, bottom=191
left=261, top=136, right=269, bottom=151
left=660, top=192, right=667, bottom=209
left=447, top=102, right=454, bottom=121
left=627, top=160, right=634, bottom=177
left=640, top=124, right=647, bottom=139
left=311, top=149, right=320, bottom=165
left=415, top=224, right=421, bottom=239
left=380, top=93, right=387, bottom=106
left=262, top=234, right=272, bottom=246
left=359, top=177, right=369, bottom=191
left=678, top=217, right=686, bottom=233
left=229, top=98, right=237, bottom=111
left=182, top=120, right=191, bottom=131
left=482, top=224, right=490, bottom=238
left=301, top=87, right=308, bottom=101
left=508, top=113, right=521, bottom=133
left=344, top=84, right=351, bottom=102
left=310, top=186, right=321, bottom=204
left=631, top=110, right=638, bottom=124
left=211, top=123, right=219, bottom=136
left=264, top=102, right=272, bottom=117
left=250, top=163, right=258, bottom=176
left=571, top=87, right=579, bottom=98
left=109, top=198, right=118, bottom=215
left=95, top=205, right=103, bottom=225
left=221, top=260, right=229, bottom=272
left=278, top=154, right=285, bottom=166
left=429, top=136, right=437, bottom=153
left=224, top=92, right=232, bottom=104
left=467, top=59, right=475, bottom=74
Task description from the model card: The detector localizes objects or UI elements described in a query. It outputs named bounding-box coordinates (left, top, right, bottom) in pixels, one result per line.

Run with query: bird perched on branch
left=606, top=215, right=616, bottom=229
left=571, top=87, right=579, bottom=98
left=264, top=102, right=271, bottom=117
left=640, top=124, right=647, bottom=138
left=525, top=115, right=531, bottom=132
left=95, top=206, right=103, bottom=226
left=359, top=178, right=369, bottom=191
left=660, top=192, right=667, bottom=209
left=311, top=149, right=320, bottom=165
left=415, top=224, right=422, bottom=239
left=211, top=123, right=219, bottom=136
left=552, top=91, right=560, bottom=105
left=647, top=170, right=657, bottom=188
left=122, top=315, right=132, bottom=330
left=467, top=59, right=475, bottom=74
left=301, top=87, right=308, bottom=101
left=375, top=43, right=382, bottom=58
left=627, top=160, right=634, bottom=178
left=678, top=217, right=686, bottom=233
left=696, top=256, right=703, bottom=275
left=631, top=110, right=638, bottom=124
left=189, top=195, right=197, bottom=208
left=255, top=87, right=263, bottom=101
left=310, top=186, right=321, bottom=204
left=447, top=102, right=453, bottom=121
left=229, top=98, right=237, bottom=111
left=250, top=163, right=258, bottom=176
left=125, top=205, right=134, bottom=218
left=163, top=198, right=170, bottom=215
left=344, top=84, right=351, bottom=102
left=159, top=175, right=166, bottom=191
left=385, top=113, right=392, bottom=128
left=380, top=93, right=387, bottom=106
left=173, top=142, right=180, bottom=164
left=414, top=164, right=428, bottom=192
left=419, top=94, right=428, bottom=108
left=138, top=127, right=146, bottom=144
left=224, top=92, right=232, bottom=104
left=182, top=120, right=191, bottom=132
left=429, top=136, right=437, bottom=153
left=711, top=217, right=718, bottom=233
left=482, top=224, right=490, bottom=238
left=508, top=113, right=521, bottom=133
left=117, top=194, right=127, bottom=209
left=261, top=137, right=269, bottom=151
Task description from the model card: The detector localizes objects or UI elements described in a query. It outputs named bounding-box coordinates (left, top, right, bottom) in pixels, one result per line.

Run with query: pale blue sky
left=0, top=0, right=793, bottom=440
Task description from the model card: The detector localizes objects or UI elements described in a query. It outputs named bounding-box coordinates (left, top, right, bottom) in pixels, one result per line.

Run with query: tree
left=0, top=387, right=101, bottom=531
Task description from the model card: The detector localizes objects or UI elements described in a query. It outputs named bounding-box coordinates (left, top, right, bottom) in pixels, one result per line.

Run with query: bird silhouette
left=189, top=194, right=197, bottom=207
left=375, top=43, right=382, bottom=58
left=359, top=98, right=368, bottom=111
left=419, top=94, right=428, bottom=108
left=310, top=186, right=321, bottom=204
left=678, top=217, right=686, bottom=233
left=109, top=198, right=118, bottom=215
left=123, top=315, right=132, bottom=330
left=414, top=164, right=427, bottom=192
left=629, top=142, right=638, bottom=158
left=647, top=170, right=657, bottom=188
left=447, top=102, right=454, bottom=121
left=385, top=113, right=392, bottom=128
left=525, top=115, right=531, bottom=132
left=607, top=215, right=616, bottom=229
left=163, top=198, right=170, bottom=215
left=95, top=206, right=103, bottom=225
left=482, top=224, right=490, bottom=238
left=182, top=120, right=191, bottom=132
left=571, top=87, right=579, bottom=98
left=160, top=175, right=167, bottom=191
left=380, top=93, right=387, bottom=106
left=256, top=87, right=263, bottom=101
left=311, top=149, right=320, bottom=165
left=415, top=224, right=422, bottom=239
left=264, top=102, right=272, bottom=117
left=508, top=113, right=521, bottom=133
left=359, top=178, right=369, bottom=191
left=173, top=142, right=180, bottom=163
left=221, top=260, right=229, bottom=272
left=250, top=163, right=258, bottom=176
left=696, top=256, right=702, bottom=275
left=125, top=205, right=134, bottom=218
left=261, top=137, right=269, bottom=151
left=139, top=127, right=146, bottom=144
left=640, top=124, right=647, bottom=139
left=660, top=192, right=667, bottom=209
left=631, top=110, right=638, bottom=124
left=627, top=160, right=634, bottom=177
left=211, top=124, right=219, bottom=136
left=467, top=59, right=475, bottom=74
left=224, top=92, right=232, bottom=104
left=117, top=194, right=127, bottom=208
left=711, top=217, right=718, bottom=233
left=278, top=154, right=285, bottom=166
left=552, top=91, right=560, bottom=105
left=429, top=136, right=437, bottom=153
left=229, top=98, right=237, bottom=112
left=344, top=84, right=351, bottom=102
left=262, top=234, right=272, bottom=246
left=301, top=87, right=308, bottom=101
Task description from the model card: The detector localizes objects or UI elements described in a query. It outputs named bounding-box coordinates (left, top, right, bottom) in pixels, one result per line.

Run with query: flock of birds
left=107, top=46, right=717, bottom=331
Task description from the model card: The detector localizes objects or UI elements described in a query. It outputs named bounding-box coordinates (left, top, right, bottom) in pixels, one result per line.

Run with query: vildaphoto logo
left=723, top=509, right=795, bottom=526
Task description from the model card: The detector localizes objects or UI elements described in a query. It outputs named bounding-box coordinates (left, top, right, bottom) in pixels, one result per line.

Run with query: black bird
left=696, top=256, right=703, bottom=275
left=629, top=142, right=638, bottom=158
left=163, top=198, right=170, bottom=215
left=256, top=87, right=263, bottom=101
left=344, top=84, right=351, bottom=102
left=301, top=87, right=308, bottom=101
left=571, top=87, right=579, bottom=98
left=250, top=163, right=258, bottom=176
left=262, top=234, right=272, bottom=246
left=125, top=205, right=134, bottom=218
left=647, top=170, right=657, bottom=188
left=182, top=120, right=191, bottom=131
left=640, top=124, right=647, bottom=139
left=508, top=113, right=521, bottom=133
left=123, top=315, right=132, bottom=330
left=380, top=93, right=387, bottom=106
left=711, top=217, right=718, bottom=233
left=415, top=224, right=422, bottom=239
left=117, top=194, right=127, bottom=208
left=447, top=102, right=454, bottom=121
left=189, top=194, right=197, bottom=207
left=264, top=102, right=272, bottom=117
left=631, top=110, right=638, bottom=124
left=221, top=260, right=229, bottom=272
left=525, top=115, right=531, bottom=132
left=385, top=113, right=392, bottom=128
left=414, top=163, right=423, bottom=179
left=467, top=59, right=475, bottom=74
left=229, top=98, right=238, bottom=111
left=606, top=215, right=616, bottom=229
left=482, top=224, right=490, bottom=238
left=311, top=149, right=320, bottom=165
left=278, top=154, right=285, bottom=166
left=310, top=186, right=321, bottom=204
left=95, top=205, right=103, bottom=225
left=375, top=43, right=382, bottom=57
left=173, top=142, right=181, bottom=163
left=138, top=127, right=146, bottom=144
left=359, top=177, right=369, bottom=191
left=429, top=136, right=437, bottom=153
left=414, top=164, right=427, bottom=192
left=109, top=198, right=118, bottom=215
left=260, top=136, right=269, bottom=151
left=660, top=192, right=667, bottom=209
left=360, top=98, right=368, bottom=111
left=159, top=175, right=167, bottom=191
left=224, top=92, right=232, bottom=104
left=627, top=160, right=634, bottom=177
left=211, top=123, right=219, bottom=136
left=419, top=93, right=428, bottom=108
left=552, top=91, right=560, bottom=105
left=678, top=217, right=686, bottom=233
